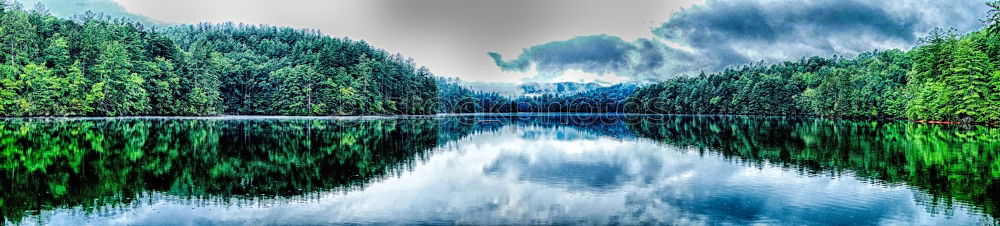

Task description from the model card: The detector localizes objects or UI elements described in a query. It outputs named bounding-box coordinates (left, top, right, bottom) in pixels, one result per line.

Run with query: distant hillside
left=518, top=82, right=603, bottom=97
left=17, top=0, right=164, bottom=26
left=438, top=79, right=638, bottom=113
left=466, top=81, right=607, bottom=97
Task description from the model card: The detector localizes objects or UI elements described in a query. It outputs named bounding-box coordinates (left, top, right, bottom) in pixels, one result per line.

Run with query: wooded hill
left=0, top=2, right=437, bottom=116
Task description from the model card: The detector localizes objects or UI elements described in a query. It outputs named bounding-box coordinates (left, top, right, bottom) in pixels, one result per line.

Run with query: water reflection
left=1, top=115, right=997, bottom=225
left=628, top=115, right=1000, bottom=220
left=0, top=117, right=451, bottom=224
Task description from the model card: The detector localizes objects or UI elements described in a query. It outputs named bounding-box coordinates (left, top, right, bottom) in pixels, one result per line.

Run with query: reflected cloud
left=483, top=153, right=634, bottom=192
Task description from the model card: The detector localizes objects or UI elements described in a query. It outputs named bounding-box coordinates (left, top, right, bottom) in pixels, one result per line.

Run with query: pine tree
left=145, top=57, right=181, bottom=115
left=947, top=38, right=992, bottom=121
left=0, top=3, right=38, bottom=66
left=62, top=62, right=92, bottom=115
left=42, top=34, right=70, bottom=73
left=0, top=70, right=17, bottom=115
left=92, top=41, right=149, bottom=116
left=987, top=70, right=1000, bottom=121
left=987, top=1, right=1000, bottom=35
left=269, top=65, right=323, bottom=115
left=20, top=62, right=56, bottom=115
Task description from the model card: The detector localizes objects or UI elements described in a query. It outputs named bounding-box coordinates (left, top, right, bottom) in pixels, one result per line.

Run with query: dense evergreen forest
left=628, top=1, right=1000, bottom=122
left=0, top=2, right=437, bottom=116
left=3, top=0, right=1000, bottom=122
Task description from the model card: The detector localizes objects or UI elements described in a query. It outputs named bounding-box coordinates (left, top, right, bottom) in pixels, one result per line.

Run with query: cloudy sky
left=20, top=0, right=992, bottom=85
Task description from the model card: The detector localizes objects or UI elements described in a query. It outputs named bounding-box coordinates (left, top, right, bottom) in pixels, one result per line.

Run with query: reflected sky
left=25, top=123, right=991, bottom=225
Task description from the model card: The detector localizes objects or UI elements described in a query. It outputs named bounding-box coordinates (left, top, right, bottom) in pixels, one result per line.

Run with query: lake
left=1, top=114, right=997, bottom=225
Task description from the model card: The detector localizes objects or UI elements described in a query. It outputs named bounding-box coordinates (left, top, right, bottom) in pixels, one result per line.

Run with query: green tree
left=20, top=63, right=57, bottom=115
left=0, top=3, right=38, bottom=66
left=948, top=38, right=993, bottom=121
left=91, top=41, right=149, bottom=116
left=0, top=64, right=20, bottom=114
left=269, top=65, right=324, bottom=115
left=60, top=62, right=92, bottom=115
left=987, top=1, right=1000, bottom=35
left=144, top=57, right=182, bottom=115
left=179, top=40, right=225, bottom=115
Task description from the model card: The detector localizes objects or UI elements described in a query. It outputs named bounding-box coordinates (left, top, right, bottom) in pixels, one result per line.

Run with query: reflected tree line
left=1, top=116, right=998, bottom=222
left=0, top=118, right=469, bottom=223
left=628, top=116, right=1000, bottom=220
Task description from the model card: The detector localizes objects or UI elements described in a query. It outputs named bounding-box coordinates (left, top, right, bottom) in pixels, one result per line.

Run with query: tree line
left=0, top=1, right=437, bottom=116
left=437, top=79, right=637, bottom=114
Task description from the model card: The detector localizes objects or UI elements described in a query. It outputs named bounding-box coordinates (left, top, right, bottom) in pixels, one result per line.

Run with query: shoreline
left=0, top=113, right=996, bottom=125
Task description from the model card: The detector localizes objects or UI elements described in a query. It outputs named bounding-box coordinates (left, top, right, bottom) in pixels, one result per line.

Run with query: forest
left=627, top=1, right=1000, bottom=122
left=0, top=2, right=437, bottom=116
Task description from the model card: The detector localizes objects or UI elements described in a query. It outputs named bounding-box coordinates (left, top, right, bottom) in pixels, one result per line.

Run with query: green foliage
left=627, top=57, right=841, bottom=116
left=905, top=31, right=1000, bottom=122
left=42, top=34, right=70, bottom=72
left=0, top=5, right=437, bottom=117
left=61, top=62, right=92, bottom=114
left=0, top=2, right=39, bottom=66
left=987, top=1, right=1000, bottom=35
left=437, top=78, right=488, bottom=113
left=91, top=41, right=150, bottom=116
left=163, top=23, right=438, bottom=116
left=628, top=26, right=1000, bottom=122
left=269, top=65, right=324, bottom=115
left=797, top=50, right=910, bottom=118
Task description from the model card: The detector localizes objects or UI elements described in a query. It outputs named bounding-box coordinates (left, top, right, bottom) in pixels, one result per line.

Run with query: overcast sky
left=20, top=0, right=992, bottom=85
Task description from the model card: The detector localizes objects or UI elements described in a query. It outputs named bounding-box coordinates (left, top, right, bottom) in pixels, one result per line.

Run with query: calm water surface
left=1, top=114, right=998, bottom=225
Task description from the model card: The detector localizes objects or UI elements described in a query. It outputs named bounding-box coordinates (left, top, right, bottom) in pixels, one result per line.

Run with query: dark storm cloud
left=488, top=35, right=665, bottom=80
left=496, top=0, right=989, bottom=81
left=489, top=35, right=635, bottom=73
left=652, top=0, right=983, bottom=74
left=631, top=38, right=667, bottom=76
left=488, top=52, right=531, bottom=72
